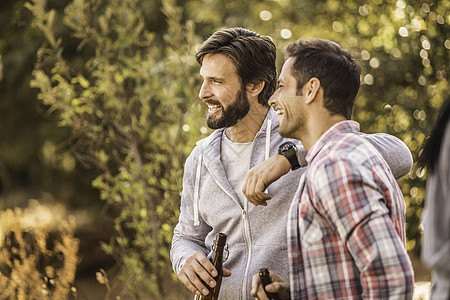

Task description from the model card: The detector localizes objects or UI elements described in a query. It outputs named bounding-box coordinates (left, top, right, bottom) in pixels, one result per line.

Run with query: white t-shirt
left=220, top=131, right=253, bottom=205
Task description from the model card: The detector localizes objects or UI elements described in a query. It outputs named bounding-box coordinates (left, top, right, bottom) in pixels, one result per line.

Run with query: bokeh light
left=280, top=28, right=292, bottom=39
left=369, top=57, right=380, bottom=68
left=364, top=74, right=374, bottom=85
left=399, top=27, right=408, bottom=37
left=332, top=21, right=344, bottom=32
left=259, top=10, right=272, bottom=21
left=361, top=50, right=371, bottom=60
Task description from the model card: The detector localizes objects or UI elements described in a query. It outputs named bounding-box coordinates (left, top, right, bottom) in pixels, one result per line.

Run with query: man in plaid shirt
left=247, top=38, right=414, bottom=299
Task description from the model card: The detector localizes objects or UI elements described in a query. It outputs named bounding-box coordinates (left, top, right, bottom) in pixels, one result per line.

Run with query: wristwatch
left=278, top=141, right=301, bottom=170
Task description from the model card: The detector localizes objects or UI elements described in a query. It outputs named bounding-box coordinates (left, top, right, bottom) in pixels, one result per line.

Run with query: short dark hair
left=285, top=39, right=361, bottom=119
left=196, top=27, right=277, bottom=107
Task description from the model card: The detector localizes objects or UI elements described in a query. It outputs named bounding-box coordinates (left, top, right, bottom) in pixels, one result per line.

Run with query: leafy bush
left=27, top=0, right=204, bottom=297
left=0, top=200, right=79, bottom=299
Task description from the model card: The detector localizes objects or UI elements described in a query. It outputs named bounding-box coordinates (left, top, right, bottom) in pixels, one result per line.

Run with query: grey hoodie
left=171, top=109, right=412, bottom=300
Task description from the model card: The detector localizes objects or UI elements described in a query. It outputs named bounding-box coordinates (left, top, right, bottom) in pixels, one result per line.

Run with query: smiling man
left=248, top=39, right=414, bottom=299
left=170, top=28, right=414, bottom=300
left=201, top=54, right=250, bottom=130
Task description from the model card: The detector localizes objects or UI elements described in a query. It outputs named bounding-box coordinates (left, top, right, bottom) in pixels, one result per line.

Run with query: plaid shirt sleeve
left=310, top=157, right=414, bottom=298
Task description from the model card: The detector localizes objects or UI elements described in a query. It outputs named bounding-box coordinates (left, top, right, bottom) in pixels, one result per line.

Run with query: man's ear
left=246, top=81, right=265, bottom=97
left=304, top=78, right=321, bottom=104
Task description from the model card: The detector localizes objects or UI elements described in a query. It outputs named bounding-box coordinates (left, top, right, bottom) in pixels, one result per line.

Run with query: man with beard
left=170, top=28, right=413, bottom=299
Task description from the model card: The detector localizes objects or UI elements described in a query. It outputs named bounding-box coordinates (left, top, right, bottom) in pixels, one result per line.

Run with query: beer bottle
left=194, top=233, right=227, bottom=300
left=259, top=268, right=280, bottom=300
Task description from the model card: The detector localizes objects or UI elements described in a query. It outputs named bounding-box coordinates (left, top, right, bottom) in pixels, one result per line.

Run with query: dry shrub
left=0, top=200, right=79, bottom=299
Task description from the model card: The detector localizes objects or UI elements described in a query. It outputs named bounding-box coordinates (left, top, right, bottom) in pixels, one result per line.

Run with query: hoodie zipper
left=203, top=161, right=251, bottom=300
left=241, top=119, right=272, bottom=300
left=241, top=209, right=252, bottom=300
left=196, top=117, right=274, bottom=300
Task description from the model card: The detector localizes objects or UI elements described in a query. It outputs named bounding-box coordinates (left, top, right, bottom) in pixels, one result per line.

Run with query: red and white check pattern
left=288, top=121, right=414, bottom=299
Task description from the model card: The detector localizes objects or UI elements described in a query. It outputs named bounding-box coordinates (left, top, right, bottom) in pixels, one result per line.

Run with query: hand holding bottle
left=193, top=233, right=228, bottom=300
left=251, top=269, right=290, bottom=300
left=177, top=233, right=230, bottom=298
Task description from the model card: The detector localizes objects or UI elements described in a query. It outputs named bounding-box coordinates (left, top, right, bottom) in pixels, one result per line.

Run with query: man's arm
left=244, top=133, right=412, bottom=206
left=170, top=150, right=229, bottom=297
left=362, top=133, right=412, bottom=179
left=347, top=213, right=414, bottom=298
left=312, top=161, right=414, bottom=298
left=170, top=151, right=210, bottom=273
left=243, top=154, right=293, bottom=206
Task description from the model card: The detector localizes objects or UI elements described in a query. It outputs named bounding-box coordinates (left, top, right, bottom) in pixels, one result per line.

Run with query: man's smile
left=204, top=100, right=223, bottom=114
left=207, top=104, right=222, bottom=114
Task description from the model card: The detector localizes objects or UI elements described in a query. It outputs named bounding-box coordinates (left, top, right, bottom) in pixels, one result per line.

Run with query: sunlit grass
left=0, top=200, right=79, bottom=299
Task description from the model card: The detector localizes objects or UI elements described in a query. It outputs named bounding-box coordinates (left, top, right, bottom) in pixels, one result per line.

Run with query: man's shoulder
left=188, top=129, right=223, bottom=155
left=196, top=129, right=223, bottom=147
left=185, top=129, right=223, bottom=165
left=311, top=132, right=384, bottom=175
left=322, top=131, right=376, bottom=158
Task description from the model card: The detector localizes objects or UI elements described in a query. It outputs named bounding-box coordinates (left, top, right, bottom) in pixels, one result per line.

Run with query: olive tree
left=27, top=0, right=205, bottom=297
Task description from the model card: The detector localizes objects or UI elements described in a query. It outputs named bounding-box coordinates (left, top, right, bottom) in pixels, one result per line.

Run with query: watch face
left=279, top=142, right=295, bottom=154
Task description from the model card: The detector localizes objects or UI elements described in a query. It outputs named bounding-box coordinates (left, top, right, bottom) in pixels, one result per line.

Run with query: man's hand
left=243, top=154, right=291, bottom=206
left=177, top=251, right=231, bottom=296
left=251, top=269, right=290, bottom=299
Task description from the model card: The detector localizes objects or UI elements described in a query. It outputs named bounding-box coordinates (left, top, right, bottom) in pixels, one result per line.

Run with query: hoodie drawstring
left=193, top=154, right=203, bottom=226
left=264, top=118, right=272, bottom=194
left=193, top=118, right=273, bottom=226
left=265, top=119, right=272, bottom=160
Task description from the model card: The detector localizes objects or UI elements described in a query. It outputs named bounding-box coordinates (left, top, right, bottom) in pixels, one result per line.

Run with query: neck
left=301, top=113, right=347, bottom=151
left=225, top=104, right=269, bottom=143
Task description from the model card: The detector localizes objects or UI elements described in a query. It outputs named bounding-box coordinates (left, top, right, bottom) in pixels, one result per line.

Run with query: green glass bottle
left=194, top=233, right=227, bottom=300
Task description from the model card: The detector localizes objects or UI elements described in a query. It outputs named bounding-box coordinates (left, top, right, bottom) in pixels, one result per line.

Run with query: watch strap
left=278, top=142, right=301, bottom=170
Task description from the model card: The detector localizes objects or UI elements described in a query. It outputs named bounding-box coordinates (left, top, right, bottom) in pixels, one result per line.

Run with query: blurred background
left=0, top=0, right=448, bottom=299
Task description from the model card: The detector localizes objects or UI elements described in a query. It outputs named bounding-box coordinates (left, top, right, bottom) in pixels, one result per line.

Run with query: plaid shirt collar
left=305, top=120, right=360, bottom=165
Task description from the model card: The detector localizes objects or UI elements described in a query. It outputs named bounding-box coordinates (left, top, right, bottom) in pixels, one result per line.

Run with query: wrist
left=278, top=141, right=301, bottom=170
left=277, top=154, right=293, bottom=174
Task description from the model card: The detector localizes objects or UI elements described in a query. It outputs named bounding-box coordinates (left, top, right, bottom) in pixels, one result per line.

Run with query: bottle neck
left=211, top=245, right=224, bottom=274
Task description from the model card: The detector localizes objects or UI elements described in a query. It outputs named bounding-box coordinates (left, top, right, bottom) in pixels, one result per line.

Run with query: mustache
left=203, top=99, right=222, bottom=106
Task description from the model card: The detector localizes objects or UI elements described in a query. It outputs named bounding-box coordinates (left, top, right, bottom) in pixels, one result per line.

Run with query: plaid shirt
left=287, top=121, right=414, bottom=299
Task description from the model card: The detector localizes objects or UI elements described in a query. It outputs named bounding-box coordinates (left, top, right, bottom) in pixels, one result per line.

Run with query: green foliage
left=0, top=0, right=99, bottom=212
left=27, top=0, right=204, bottom=297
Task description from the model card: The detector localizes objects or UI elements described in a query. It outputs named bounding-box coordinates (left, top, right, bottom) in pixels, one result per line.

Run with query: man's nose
left=268, top=89, right=279, bottom=107
left=198, top=81, right=212, bottom=100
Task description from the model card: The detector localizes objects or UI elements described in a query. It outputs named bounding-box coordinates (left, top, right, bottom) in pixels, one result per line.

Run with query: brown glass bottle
left=259, top=268, right=280, bottom=300
left=194, top=233, right=227, bottom=300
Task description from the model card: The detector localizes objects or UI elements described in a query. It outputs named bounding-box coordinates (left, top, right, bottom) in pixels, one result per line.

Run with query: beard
left=206, top=89, right=250, bottom=129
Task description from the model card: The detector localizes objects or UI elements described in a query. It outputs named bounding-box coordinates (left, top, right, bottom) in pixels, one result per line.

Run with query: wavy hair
left=196, top=27, right=277, bottom=107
